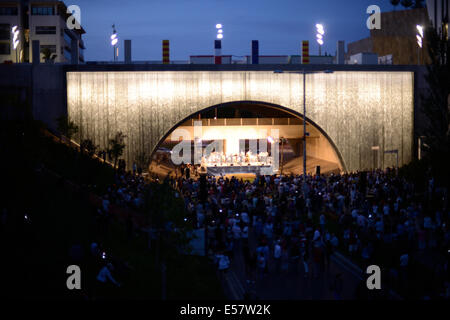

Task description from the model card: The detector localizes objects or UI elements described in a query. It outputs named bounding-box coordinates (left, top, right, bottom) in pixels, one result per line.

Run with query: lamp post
left=416, top=25, right=424, bottom=65
left=316, top=24, right=324, bottom=56
left=12, top=26, right=20, bottom=63
left=267, top=136, right=286, bottom=175
left=274, top=69, right=334, bottom=178
left=215, top=24, right=223, bottom=64
left=111, top=24, right=118, bottom=62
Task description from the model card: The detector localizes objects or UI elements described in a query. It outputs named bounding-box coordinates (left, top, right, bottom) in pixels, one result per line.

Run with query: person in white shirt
left=241, top=212, right=249, bottom=224
left=232, top=223, right=242, bottom=250
left=273, top=240, right=282, bottom=273
left=241, top=224, right=249, bottom=241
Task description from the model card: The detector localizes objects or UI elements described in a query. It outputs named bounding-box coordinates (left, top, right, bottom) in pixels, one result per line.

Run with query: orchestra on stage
left=201, top=151, right=273, bottom=168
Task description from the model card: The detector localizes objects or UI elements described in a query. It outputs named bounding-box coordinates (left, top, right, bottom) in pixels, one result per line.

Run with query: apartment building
left=0, top=0, right=85, bottom=63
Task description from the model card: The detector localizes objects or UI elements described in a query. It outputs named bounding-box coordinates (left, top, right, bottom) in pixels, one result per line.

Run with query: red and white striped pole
left=214, top=40, right=222, bottom=64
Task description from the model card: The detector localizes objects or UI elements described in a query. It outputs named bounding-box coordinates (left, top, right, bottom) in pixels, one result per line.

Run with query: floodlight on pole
left=216, top=23, right=223, bottom=39
left=12, top=25, right=20, bottom=63
left=273, top=69, right=334, bottom=179
left=416, top=25, right=424, bottom=64
left=316, top=23, right=325, bottom=56
left=111, top=24, right=118, bottom=62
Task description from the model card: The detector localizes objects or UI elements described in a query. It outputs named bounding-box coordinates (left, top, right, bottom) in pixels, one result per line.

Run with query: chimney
left=336, top=40, right=345, bottom=64
left=301, top=41, right=309, bottom=64
left=124, top=40, right=132, bottom=64
left=162, top=40, right=169, bottom=64
left=214, top=40, right=222, bottom=64
left=251, top=40, right=259, bottom=64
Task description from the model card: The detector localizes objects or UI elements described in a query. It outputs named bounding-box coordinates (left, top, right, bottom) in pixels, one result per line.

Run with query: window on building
left=0, top=7, right=18, bottom=15
left=0, top=24, right=10, bottom=41
left=0, top=42, right=11, bottom=55
left=36, top=26, right=56, bottom=35
left=31, top=6, right=54, bottom=15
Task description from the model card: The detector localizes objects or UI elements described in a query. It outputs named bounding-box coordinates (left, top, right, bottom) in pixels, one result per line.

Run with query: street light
left=111, top=24, right=118, bottom=62
left=316, top=24, right=325, bottom=56
left=266, top=136, right=287, bottom=175
left=274, top=69, right=334, bottom=179
left=12, top=26, right=20, bottom=63
left=416, top=25, right=423, bottom=64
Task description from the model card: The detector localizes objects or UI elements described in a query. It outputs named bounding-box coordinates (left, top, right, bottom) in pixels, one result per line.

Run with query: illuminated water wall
left=67, top=71, right=413, bottom=172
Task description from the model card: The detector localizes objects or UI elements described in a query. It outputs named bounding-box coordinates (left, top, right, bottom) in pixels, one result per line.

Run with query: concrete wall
left=0, top=63, right=66, bottom=129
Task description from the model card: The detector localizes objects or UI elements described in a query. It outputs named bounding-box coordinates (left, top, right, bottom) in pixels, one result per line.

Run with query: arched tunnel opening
left=149, top=101, right=344, bottom=179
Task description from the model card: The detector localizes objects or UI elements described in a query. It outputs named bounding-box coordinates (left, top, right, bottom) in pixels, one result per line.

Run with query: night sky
left=70, top=0, right=396, bottom=61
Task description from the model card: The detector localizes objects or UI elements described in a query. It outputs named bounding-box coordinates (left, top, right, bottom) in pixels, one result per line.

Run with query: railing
left=180, top=117, right=303, bottom=127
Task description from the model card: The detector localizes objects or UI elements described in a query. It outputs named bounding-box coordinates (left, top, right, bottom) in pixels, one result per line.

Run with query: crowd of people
left=175, top=169, right=450, bottom=299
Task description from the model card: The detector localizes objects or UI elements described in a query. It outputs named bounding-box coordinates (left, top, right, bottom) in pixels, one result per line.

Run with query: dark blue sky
left=71, top=0, right=394, bottom=61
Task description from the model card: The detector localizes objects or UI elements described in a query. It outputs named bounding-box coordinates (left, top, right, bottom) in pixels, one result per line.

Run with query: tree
left=144, top=181, right=193, bottom=299
left=420, top=23, right=450, bottom=187
left=80, top=138, right=98, bottom=158
left=390, top=0, right=401, bottom=10
left=413, top=0, right=425, bottom=8
left=56, top=115, right=79, bottom=141
left=134, top=150, right=150, bottom=171
left=41, top=48, right=57, bottom=63
left=400, top=0, right=413, bottom=8
left=108, top=131, right=126, bottom=169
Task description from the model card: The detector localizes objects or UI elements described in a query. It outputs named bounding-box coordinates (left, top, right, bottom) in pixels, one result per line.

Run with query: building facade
left=426, top=0, right=449, bottom=40
left=0, top=0, right=85, bottom=63
left=347, top=8, right=430, bottom=65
